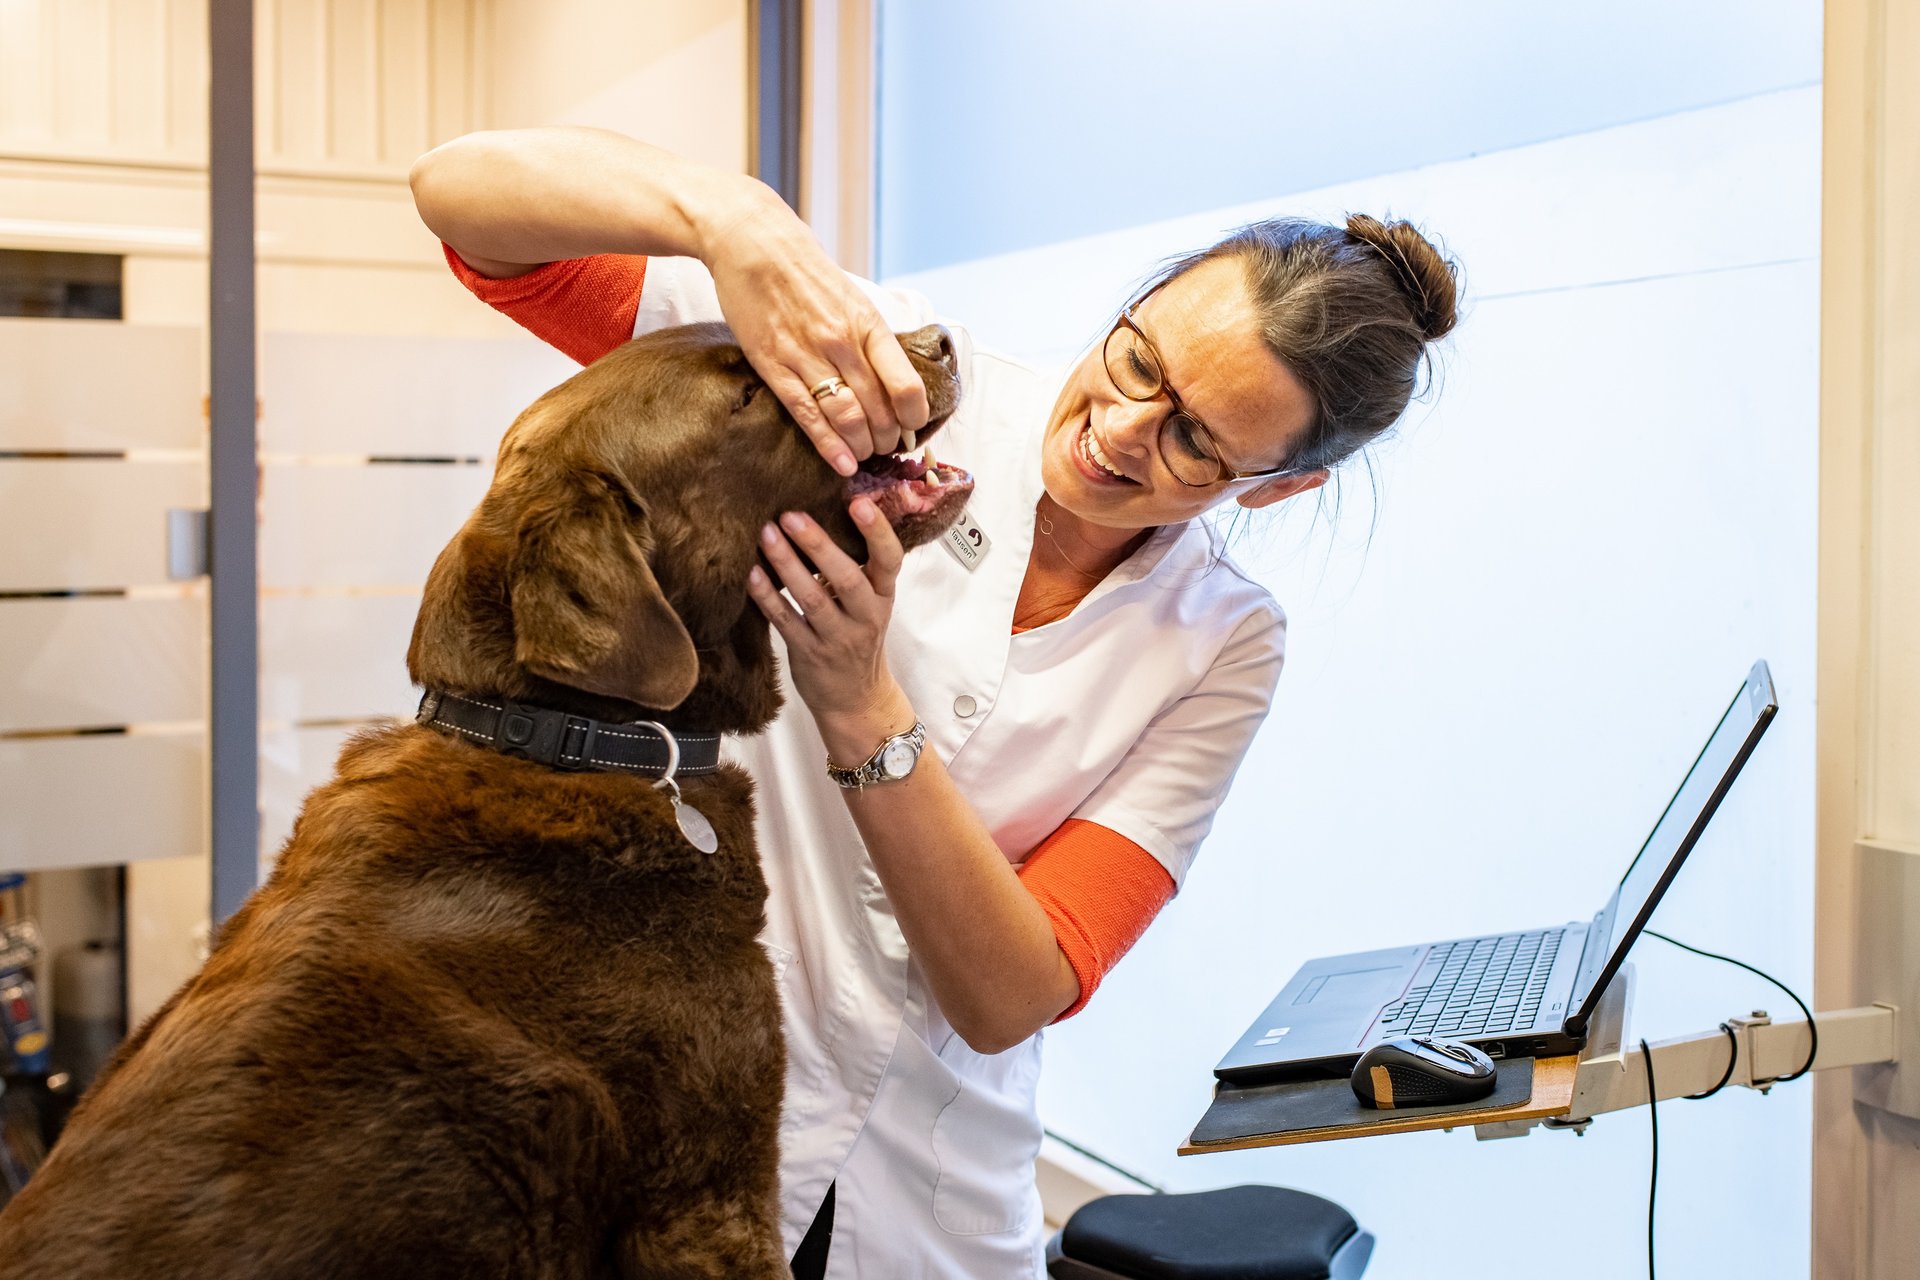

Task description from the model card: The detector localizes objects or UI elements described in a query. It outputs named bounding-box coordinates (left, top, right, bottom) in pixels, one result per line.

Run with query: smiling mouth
left=1078, top=421, right=1137, bottom=484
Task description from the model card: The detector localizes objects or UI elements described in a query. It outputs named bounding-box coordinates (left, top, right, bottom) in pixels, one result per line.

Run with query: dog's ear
left=507, top=470, right=698, bottom=711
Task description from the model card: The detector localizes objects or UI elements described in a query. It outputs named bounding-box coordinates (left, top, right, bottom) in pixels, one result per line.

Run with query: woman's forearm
left=819, top=692, right=1082, bottom=1055
left=408, top=126, right=777, bottom=276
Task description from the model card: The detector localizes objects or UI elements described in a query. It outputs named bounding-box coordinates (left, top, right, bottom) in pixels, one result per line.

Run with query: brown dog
left=0, top=322, right=968, bottom=1279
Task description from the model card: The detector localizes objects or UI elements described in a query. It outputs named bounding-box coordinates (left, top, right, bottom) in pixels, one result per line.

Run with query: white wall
left=888, top=87, right=1820, bottom=1279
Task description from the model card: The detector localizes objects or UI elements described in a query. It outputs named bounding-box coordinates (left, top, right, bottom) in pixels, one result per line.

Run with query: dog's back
left=0, top=726, right=784, bottom=1280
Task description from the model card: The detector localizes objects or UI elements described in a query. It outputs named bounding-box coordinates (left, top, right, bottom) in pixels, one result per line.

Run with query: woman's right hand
left=703, top=188, right=930, bottom=476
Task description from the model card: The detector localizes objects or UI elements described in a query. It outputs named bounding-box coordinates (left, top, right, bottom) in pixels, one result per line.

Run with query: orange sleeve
left=442, top=245, right=647, bottom=366
left=1018, top=819, right=1176, bottom=1021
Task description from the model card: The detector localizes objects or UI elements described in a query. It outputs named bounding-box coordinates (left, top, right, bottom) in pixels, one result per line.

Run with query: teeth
left=1083, top=425, right=1127, bottom=480
left=900, top=429, right=918, bottom=453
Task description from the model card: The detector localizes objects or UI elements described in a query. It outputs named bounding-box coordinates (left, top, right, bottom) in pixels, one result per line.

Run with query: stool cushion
left=1060, top=1185, right=1359, bottom=1280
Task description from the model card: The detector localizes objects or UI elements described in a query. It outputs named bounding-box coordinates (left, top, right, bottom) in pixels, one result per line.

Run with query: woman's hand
left=703, top=194, right=930, bottom=477
left=745, top=500, right=915, bottom=758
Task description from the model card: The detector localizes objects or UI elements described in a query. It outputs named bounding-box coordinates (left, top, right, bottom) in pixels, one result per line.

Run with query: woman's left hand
left=746, top=499, right=914, bottom=757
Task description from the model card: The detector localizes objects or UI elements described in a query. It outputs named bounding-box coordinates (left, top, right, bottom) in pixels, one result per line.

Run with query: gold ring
left=808, top=376, right=849, bottom=400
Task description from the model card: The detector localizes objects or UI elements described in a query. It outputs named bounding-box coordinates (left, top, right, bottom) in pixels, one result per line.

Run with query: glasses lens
left=1104, top=324, right=1164, bottom=400
left=1160, top=414, right=1222, bottom=486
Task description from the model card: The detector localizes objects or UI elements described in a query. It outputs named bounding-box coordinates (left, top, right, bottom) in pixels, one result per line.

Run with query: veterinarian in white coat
left=412, top=126, right=1458, bottom=1278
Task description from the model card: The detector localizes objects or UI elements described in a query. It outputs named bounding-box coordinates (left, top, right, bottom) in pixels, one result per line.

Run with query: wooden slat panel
left=427, top=0, right=476, bottom=148
left=261, top=331, right=571, bottom=454
left=168, top=0, right=207, bottom=161
left=262, top=594, right=421, bottom=723
left=327, top=0, right=380, bottom=164
left=50, top=0, right=113, bottom=147
left=0, top=459, right=206, bottom=590
left=380, top=0, right=434, bottom=166
left=0, top=0, right=55, bottom=146
left=0, top=318, right=203, bottom=451
left=268, top=0, right=330, bottom=166
left=260, top=723, right=360, bottom=865
left=0, top=596, right=203, bottom=732
left=110, top=0, right=172, bottom=157
left=260, top=462, right=488, bottom=588
left=0, top=733, right=205, bottom=870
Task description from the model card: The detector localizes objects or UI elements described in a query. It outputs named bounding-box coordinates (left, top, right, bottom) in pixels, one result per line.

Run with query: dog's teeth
left=900, top=429, right=918, bottom=453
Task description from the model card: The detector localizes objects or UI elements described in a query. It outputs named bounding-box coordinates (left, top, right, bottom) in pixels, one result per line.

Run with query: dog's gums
left=850, top=449, right=973, bottom=525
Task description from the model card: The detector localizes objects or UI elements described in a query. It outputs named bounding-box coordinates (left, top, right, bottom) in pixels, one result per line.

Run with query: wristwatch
left=826, top=720, right=927, bottom=789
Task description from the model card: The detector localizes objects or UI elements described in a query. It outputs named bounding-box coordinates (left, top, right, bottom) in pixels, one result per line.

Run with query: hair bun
left=1345, top=213, right=1459, bottom=342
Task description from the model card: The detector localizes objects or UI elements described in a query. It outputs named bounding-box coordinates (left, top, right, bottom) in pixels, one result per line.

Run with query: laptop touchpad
left=1294, top=967, right=1403, bottom=1005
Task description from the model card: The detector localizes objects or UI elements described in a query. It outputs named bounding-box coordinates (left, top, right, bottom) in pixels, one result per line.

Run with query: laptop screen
left=1567, top=661, right=1778, bottom=1028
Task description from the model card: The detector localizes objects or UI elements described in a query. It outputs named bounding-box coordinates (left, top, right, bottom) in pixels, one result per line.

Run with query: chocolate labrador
left=0, top=322, right=969, bottom=1279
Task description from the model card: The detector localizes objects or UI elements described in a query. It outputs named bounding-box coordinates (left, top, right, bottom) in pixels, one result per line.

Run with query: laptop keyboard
left=1374, top=928, right=1567, bottom=1041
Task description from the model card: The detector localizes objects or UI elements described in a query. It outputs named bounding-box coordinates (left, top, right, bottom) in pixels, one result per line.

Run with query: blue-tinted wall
left=875, top=0, right=1819, bottom=275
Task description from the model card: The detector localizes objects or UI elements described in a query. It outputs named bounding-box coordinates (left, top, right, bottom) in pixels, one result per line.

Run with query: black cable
left=1640, top=1036, right=1658, bottom=1280
left=1682, top=1022, right=1739, bottom=1100
left=1645, top=929, right=1818, bottom=1081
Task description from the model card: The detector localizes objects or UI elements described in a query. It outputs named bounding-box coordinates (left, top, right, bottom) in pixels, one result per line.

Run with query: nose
left=1100, top=394, right=1164, bottom=457
left=901, top=324, right=956, bottom=371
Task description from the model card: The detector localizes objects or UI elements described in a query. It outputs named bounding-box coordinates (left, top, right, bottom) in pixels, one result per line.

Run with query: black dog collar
left=416, top=690, right=723, bottom=777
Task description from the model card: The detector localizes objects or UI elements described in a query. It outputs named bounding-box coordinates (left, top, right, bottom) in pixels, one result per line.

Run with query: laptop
left=1215, top=660, right=1779, bottom=1084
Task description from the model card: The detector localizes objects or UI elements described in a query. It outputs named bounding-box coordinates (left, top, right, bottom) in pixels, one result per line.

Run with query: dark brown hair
left=1147, top=214, right=1460, bottom=474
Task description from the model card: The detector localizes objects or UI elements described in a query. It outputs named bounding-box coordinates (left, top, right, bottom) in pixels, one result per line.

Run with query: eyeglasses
left=1101, top=295, right=1301, bottom=487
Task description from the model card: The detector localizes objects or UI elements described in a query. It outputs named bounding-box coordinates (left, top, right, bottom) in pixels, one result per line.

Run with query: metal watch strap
left=826, top=720, right=926, bottom=789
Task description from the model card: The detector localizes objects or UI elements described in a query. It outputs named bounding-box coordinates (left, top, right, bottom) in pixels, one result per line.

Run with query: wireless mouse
left=1350, top=1036, right=1497, bottom=1109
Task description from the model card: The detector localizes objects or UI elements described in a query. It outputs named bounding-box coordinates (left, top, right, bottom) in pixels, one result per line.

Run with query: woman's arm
left=750, top=507, right=1082, bottom=1053
left=409, top=126, right=926, bottom=466
left=410, top=126, right=747, bottom=277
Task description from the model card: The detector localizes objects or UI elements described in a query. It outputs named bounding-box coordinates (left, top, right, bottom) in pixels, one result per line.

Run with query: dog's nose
left=902, top=324, right=956, bottom=371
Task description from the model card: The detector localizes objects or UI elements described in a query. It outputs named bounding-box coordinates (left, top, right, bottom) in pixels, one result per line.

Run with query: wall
left=874, top=0, right=1820, bottom=276
left=886, top=87, right=1821, bottom=1280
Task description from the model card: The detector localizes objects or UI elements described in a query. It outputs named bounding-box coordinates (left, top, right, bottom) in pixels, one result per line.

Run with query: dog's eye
left=736, top=380, right=763, bottom=412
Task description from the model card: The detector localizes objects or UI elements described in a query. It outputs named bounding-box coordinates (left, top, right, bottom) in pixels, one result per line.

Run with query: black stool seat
left=1047, top=1184, right=1373, bottom=1280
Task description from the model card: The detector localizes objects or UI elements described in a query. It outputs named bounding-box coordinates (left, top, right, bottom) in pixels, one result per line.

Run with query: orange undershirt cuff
left=442, top=245, right=647, bottom=367
left=1018, top=819, right=1176, bottom=1021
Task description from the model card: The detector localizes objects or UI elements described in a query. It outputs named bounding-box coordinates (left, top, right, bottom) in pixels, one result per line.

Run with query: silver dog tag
left=674, top=801, right=719, bottom=855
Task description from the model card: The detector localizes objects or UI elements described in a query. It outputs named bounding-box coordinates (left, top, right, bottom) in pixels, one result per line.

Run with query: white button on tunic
left=633, top=259, right=1287, bottom=1277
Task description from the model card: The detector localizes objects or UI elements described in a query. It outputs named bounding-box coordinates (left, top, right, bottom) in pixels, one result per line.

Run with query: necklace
left=1035, top=510, right=1105, bottom=579
left=1034, top=502, right=1144, bottom=580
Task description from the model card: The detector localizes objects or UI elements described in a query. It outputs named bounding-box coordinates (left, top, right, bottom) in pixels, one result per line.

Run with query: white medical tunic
left=633, top=259, right=1287, bottom=1278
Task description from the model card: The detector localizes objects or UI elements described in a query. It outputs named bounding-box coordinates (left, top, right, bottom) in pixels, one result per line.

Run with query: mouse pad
left=1188, top=1057, right=1537, bottom=1146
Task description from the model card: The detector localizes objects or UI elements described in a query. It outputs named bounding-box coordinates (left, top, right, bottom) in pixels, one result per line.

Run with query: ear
left=1235, top=468, right=1328, bottom=511
left=506, top=471, right=699, bottom=711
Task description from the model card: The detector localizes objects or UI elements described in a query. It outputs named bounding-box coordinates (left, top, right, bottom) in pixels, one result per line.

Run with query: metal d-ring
left=632, top=719, right=682, bottom=800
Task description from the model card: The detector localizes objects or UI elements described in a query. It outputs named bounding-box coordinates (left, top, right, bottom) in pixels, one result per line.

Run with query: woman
left=411, top=125, right=1458, bottom=1278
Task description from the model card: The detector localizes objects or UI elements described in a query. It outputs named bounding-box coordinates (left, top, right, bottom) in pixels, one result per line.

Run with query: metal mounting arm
left=1474, top=966, right=1899, bottom=1141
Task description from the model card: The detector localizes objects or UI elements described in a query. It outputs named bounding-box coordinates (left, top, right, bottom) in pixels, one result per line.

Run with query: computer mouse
left=1350, top=1036, right=1497, bottom=1109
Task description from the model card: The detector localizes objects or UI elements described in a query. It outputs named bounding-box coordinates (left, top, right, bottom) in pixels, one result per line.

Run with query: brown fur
left=0, top=322, right=964, bottom=1279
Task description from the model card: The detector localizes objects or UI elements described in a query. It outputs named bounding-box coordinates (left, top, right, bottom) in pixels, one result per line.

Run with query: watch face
left=879, top=739, right=918, bottom=779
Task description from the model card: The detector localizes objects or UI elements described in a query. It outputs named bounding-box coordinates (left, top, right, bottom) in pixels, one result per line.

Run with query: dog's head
left=407, top=322, right=970, bottom=733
